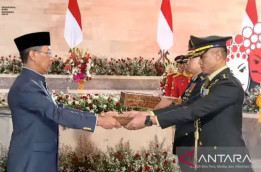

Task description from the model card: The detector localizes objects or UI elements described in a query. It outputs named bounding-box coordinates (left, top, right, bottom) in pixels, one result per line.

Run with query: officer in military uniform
left=154, top=40, right=206, bottom=171
left=125, top=35, right=253, bottom=172
left=7, top=32, right=121, bottom=172
left=164, top=63, right=176, bottom=96
left=170, top=55, right=193, bottom=98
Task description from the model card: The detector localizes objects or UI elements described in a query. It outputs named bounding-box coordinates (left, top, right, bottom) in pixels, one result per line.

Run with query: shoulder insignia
left=199, top=76, right=205, bottom=81
left=220, top=73, right=228, bottom=80
left=174, top=73, right=181, bottom=78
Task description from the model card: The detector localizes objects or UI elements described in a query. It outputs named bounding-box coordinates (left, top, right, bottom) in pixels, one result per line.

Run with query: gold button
left=185, top=133, right=188, bottom=136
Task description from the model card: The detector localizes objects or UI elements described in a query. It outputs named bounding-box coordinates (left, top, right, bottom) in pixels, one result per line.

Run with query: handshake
left=97, top=110, right=153, bottom=130
left=97, top=96, right=176, bottom=130
left=97, top=97, right=180, bottom=130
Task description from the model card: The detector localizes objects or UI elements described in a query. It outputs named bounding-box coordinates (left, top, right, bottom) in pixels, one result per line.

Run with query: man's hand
left=97, top=114, right=121, bottom=129
left=124, top=111, right=151, bottom=130
left=100, top=111, right=119, bottom=117
left=153, top=97, right=173, bottom=110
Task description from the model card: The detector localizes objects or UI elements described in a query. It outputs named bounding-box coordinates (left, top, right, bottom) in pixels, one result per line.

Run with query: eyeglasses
left=36, top=50, right=52, bottom=57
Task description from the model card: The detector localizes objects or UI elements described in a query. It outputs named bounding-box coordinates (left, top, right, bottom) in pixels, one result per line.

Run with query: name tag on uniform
left=202, top=89, right=209, bottom=96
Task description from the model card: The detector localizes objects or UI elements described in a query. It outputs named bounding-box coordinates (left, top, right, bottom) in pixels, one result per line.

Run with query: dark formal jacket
left=155, top=73, right=206, bottom=154
left=155, top=68, right=253, bottom=172
left=7, top=68, right=97, bottom=172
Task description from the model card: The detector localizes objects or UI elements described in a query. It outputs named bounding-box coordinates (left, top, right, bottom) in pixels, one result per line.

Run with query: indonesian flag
left=157, top=0, right=173, bottom=51
left=242, top=0, right=258, bottom=29
left=64, top=0, right=83, bottom=48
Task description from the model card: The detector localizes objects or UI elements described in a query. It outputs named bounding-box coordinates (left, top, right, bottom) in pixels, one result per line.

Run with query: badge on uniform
left=202, top=89, right=209, bottom=96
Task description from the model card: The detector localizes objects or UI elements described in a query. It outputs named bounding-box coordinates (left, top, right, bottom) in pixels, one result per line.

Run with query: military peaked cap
left=190, top=35, right=232, bottom=57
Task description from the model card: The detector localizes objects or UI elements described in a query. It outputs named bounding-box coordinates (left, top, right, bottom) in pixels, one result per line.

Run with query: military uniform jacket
left=155, top=73, right=206, bottom=154
left=170, top=73, right=192, bottom=98
left=155, top=68, right=246, bottom=147
left=164, top=73, right=175, bottom=96
left=7, top=68, right=97, bottom=172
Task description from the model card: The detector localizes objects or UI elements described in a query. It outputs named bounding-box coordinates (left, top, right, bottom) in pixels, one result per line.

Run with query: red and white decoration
left=157, top=0, right=173, bottom=52
left=64, top=0, right=83, bottom=48
left=242, top=0, right=258, bottom=29
left=226, top=35, right=249, bottom=91
left=242, top=23, right=261, bottom=54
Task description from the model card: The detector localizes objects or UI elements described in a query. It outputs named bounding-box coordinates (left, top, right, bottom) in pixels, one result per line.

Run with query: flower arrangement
left=0, top=53, right=158, bottom=77
left=98, top=137, right=180, bottom=172
left=243, top=85, right=261, bottom=113
left=58, top=136, right=180, bottom=172
left=91, top=56, right=157, bottom=76
left=52, top=92, right=147, bottom=114
left=64, top=48, right=93, bottom=89
left=48, top=55, right=67, bottom=75
left=0, top=55, right=22, bottom=74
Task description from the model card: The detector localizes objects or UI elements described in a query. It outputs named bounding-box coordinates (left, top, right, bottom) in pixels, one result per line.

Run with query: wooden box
left=120, top=92, right=181, bottom=109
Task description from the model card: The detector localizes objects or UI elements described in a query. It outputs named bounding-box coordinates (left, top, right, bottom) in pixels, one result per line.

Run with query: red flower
left=72, top=101, right=76, bottom=105
left=85, top=53, right=90, bottom=60
left=59, top=96, right=63, bottom=100
left=138, top=167, right=142, bottom=172
left=120, top=157, right=124, bottom=161
left=157, top=168, right=161, bottom=171
left=65, top=95, right=69, bottom=99
left=1, top=99, right=5, bottom=102
left=164, top=160, right=168, bottom=165
left=163, top=151, right=168, bottom=156
left=146, top=153, right=150, bottom=157
left=135, top=153, right=141, bottom=159
left=89, top=103, right=93, bottom=108
left=89, top=77, right=92, bottom=80
left=128, top=166, right=132, bottom=171
left=116, top=102, right=121, bottom=108
left=115, top=152, right=122, bottom=158
left=173, top=159, right=176, bottom=163
left=74, top=157, right=79, bottom=163
left=145, top=165, right=150, bottom=171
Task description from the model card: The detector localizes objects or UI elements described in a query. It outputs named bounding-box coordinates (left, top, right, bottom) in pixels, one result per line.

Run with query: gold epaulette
left=221, top=73, right=228, bottom=80
left=173, top=73, right=181, bottom=78
left=183, top=72, right=193, bottom=78
left=167, top=72, right=176, bottom=76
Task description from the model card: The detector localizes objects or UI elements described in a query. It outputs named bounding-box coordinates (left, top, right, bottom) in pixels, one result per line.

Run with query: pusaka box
left=120, top=92, right=181, bottom=109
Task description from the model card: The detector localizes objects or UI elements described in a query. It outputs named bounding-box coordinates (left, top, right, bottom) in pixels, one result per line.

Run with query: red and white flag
left=157, top=0, right=173, bottom=51
left=64, top=0, right=83, bottom=48
left=242, top=0, right=258, bottom=29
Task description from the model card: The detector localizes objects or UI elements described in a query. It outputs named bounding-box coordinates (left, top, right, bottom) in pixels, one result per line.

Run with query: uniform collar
left=208, top=65, right=228, bottom=81
left=22, top=67, right=46, bottom=82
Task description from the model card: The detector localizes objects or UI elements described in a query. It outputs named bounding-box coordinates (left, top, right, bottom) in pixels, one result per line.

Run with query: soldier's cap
left=187, top=39, right=196, bottom=58
left=175, top=55, right=188, bottom=64
left=190, top=35, right=232, bottom=57
left=14, top=32, right=50, bottom=52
